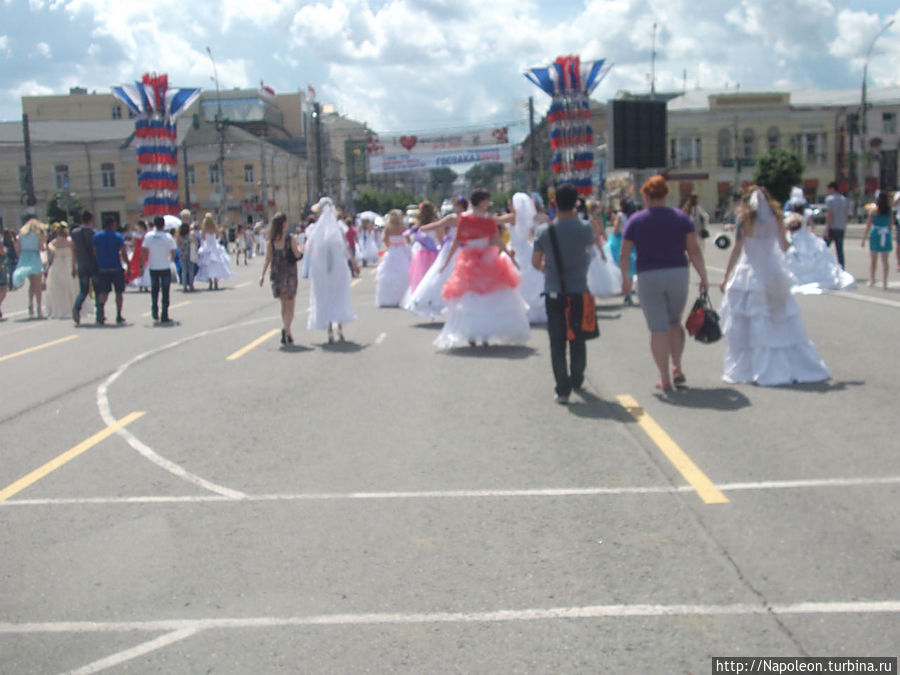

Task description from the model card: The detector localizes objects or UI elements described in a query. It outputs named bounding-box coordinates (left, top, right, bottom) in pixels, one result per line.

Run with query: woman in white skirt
left=307, top=198, right=359, bottom=342
left=196, top=213, right=234, bottom=290
left=719, top=186, right=829, bottom=386
left=375, top=209, right=411, bottom=307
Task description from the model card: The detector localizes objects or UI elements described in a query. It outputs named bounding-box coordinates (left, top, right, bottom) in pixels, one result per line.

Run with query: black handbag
left=685, top=292, right=721, bottom=343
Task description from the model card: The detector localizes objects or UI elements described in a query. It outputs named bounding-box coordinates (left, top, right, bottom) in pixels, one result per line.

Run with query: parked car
left=809, top=203, right=827, bottom=225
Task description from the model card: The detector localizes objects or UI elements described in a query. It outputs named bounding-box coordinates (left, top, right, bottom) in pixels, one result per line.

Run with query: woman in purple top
left=620, top=176, right=709, bottom=393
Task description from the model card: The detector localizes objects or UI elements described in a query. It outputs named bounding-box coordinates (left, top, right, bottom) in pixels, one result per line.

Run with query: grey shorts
left=636, top=267, right=689, bottom=333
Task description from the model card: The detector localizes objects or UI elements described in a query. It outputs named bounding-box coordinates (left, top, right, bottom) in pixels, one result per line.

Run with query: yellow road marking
left=617, top=394, right=728, bottom=504
left=226, top=328, right=280, bottom=361
left=0, top=335, right=78, bottom=364
left=235, top=281, right=252, bottom=288
left=0, top=412, right=145, bottom=502
left=351, top=278, right=362, bottom=287
left=140, top=301, right=191, bottom=318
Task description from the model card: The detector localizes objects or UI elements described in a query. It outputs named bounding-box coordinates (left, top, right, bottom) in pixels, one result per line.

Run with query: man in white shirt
left=142, top=215, right=178, bottom=322
left=824, top=181, right=850, bottom=269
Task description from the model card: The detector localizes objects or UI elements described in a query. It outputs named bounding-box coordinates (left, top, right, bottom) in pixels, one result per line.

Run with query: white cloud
left=2, top=0, right=900, bottom=130
left=36, top=41, right=51, bottom=58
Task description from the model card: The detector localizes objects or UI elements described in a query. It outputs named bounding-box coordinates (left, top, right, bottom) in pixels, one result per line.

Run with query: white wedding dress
left=785, top=229, right=855, bottom=294
left=375, top=235, right=411, bottom=307
left=508, top=193, right=546, bottom=324
left=308, top=202, right=356, bottom=330
left=719, top=191, right=829, bottom=386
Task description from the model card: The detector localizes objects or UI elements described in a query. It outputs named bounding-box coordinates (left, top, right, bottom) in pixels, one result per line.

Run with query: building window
left=742, top=129, right=755, bottom=159
left=718, top=129, right=732, bottom=166
left=101, top=163, right=116, bottom=188
left=244, top=164, right=255, bottom=184
left=767, top=127, right=780, bottom=150
left=671, top=136, right=702, bottom=168
left=54, top=164, right=69, bottom=190
left=112, top=105, right=122, bottom=120
left=208, top=163, right=220, bottom=185
left=187, top=165, right=195, bottom=186
left=883, top=113, right=897, bottom=135
left=792, top=133, right=826, bottom=165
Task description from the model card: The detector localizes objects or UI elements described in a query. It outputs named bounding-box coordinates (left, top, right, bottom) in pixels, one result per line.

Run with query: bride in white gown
left=307, top=197, right=359, bottom=342
left=783, top=214, right=855, bottom=294
left=508, top=192, right=547, bottom=323
left=718, top=186, right=829, bottom=386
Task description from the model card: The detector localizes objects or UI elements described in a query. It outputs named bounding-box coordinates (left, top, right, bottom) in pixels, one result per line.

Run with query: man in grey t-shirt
left=824, top=181, right=849, bottom=269
left=533, top=183, right=595, bottom=404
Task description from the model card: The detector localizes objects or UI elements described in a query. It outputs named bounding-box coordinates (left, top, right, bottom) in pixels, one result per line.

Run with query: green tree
left=465, top=162, right=505, bottom=190
left=46, top=191, right=85, bottom=224
left=429, top=168, right=456, bottom=200
left=753, top=149, right=804, bottom=204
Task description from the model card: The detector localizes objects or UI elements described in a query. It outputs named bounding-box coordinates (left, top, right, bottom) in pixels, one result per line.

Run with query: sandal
left=655, top=381, right=674, bottom=393
left=672, top=369, right=686, bottom=386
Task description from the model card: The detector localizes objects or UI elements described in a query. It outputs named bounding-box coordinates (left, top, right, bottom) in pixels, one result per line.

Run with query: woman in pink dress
left=434, top=188, right=529, bottom=349
left=407, top=201, right=441, bottom=292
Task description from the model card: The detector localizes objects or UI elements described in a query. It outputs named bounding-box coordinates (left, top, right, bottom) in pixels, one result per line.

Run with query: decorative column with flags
left=525, top=56, right=612, bottom=196
left=112, top=73, right=201, bottom=216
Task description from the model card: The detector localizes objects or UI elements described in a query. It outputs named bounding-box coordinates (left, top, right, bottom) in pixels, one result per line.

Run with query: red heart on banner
left=399, top=135, right=418, bottom=151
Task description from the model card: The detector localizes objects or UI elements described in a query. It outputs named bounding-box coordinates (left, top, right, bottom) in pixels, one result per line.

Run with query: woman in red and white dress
left=433, top=188, right=530, bottom=349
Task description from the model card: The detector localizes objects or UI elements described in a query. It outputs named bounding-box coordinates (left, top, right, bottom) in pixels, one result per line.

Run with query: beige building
left=665, top=87, right=900, bottom=214
left=5, top=87, right=312, bottom=228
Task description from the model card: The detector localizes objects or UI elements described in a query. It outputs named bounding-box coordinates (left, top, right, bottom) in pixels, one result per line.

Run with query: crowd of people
left=2, top=179, right=896, bottom=401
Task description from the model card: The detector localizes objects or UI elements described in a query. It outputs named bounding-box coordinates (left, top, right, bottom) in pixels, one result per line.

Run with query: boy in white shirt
left=142, top=215, right=178, bottom=322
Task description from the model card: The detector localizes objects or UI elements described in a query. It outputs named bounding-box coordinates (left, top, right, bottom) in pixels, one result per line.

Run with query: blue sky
left=1, top=0, right=898, bottom=137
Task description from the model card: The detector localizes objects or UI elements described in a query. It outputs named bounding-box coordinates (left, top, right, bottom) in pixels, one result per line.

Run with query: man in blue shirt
left=92, top=216, right=128, bottom=325
left=533, top=183, right=595, bottom=404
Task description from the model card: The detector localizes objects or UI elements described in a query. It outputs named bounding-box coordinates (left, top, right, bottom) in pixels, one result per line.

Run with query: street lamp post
left=857, top=19, right=894, bottom=213
left=206, top=46, right=227, bottom=223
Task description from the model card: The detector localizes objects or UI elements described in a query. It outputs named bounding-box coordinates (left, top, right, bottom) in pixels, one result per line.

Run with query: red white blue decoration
left=525, top=56, right=611, bottom=196
left=112, top=73, right=200, bottom=215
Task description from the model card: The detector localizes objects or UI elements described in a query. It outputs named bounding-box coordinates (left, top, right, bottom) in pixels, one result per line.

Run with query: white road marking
left=95, top=317, right=282, bottom=500
left=62, top=628, right=199, bottom=675
left=3, top=601, right=898, bottom=638
left=375, top=332, right=387, bottom=345
left=3, top=475, right=899, bottom=507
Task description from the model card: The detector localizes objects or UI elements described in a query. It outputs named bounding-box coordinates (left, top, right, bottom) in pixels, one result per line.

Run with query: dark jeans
left=546, top=295, right=586, bottom=397
left=179, top=251, right=194, bottom=288
left=827, top=228, right=845, bottom=268
left=74, top=266, right=95, bottom=313
left=150, top=269, right=171, bottom=319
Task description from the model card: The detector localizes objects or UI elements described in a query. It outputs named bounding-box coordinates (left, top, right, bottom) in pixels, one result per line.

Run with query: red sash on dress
left=457, top=215, right=498, bottom=242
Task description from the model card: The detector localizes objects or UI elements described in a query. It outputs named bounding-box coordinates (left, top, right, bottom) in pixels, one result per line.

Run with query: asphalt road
left=0, top=229, right=897, bottom=674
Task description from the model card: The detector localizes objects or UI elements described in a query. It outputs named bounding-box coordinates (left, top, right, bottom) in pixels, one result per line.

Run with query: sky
left=2, top=0, right=899, bottom=139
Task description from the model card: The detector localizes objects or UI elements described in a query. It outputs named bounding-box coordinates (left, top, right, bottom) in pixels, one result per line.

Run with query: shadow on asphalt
left=319, top=340, right=368, bottom=353
left=654, top=386, right=752, bottom=411
left=779, top=379, right=865, bottom=393
left=280, top=343, right=314, bottom=353
left=442, top=345, right=537, bottom=359
left=411, top=321, right=443, bottom=330
left=567, top=389, right=635, bottom=422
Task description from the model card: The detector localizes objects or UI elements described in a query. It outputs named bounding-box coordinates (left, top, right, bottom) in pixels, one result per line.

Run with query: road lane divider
left=617, top=394, right=728, bottom=504
left=226, top=328, right=280, bottom=361
left=140, top=301, right=191, bottom=318
left=351, top=278, right=362, bottom=287
left=0, top=335, right=78, bottom=363
left=235, top=281, right=253, bottom=288
left=0, top=412, right=145, bottom=502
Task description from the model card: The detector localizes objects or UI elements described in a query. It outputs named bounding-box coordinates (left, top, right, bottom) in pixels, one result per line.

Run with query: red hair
left=640, top=175, right=669, bottom=200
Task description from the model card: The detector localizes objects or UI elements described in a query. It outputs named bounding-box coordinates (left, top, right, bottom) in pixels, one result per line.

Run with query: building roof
left=668, top=86, right=900, bottom=112
left=0, top=118, right=198, bottom=146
